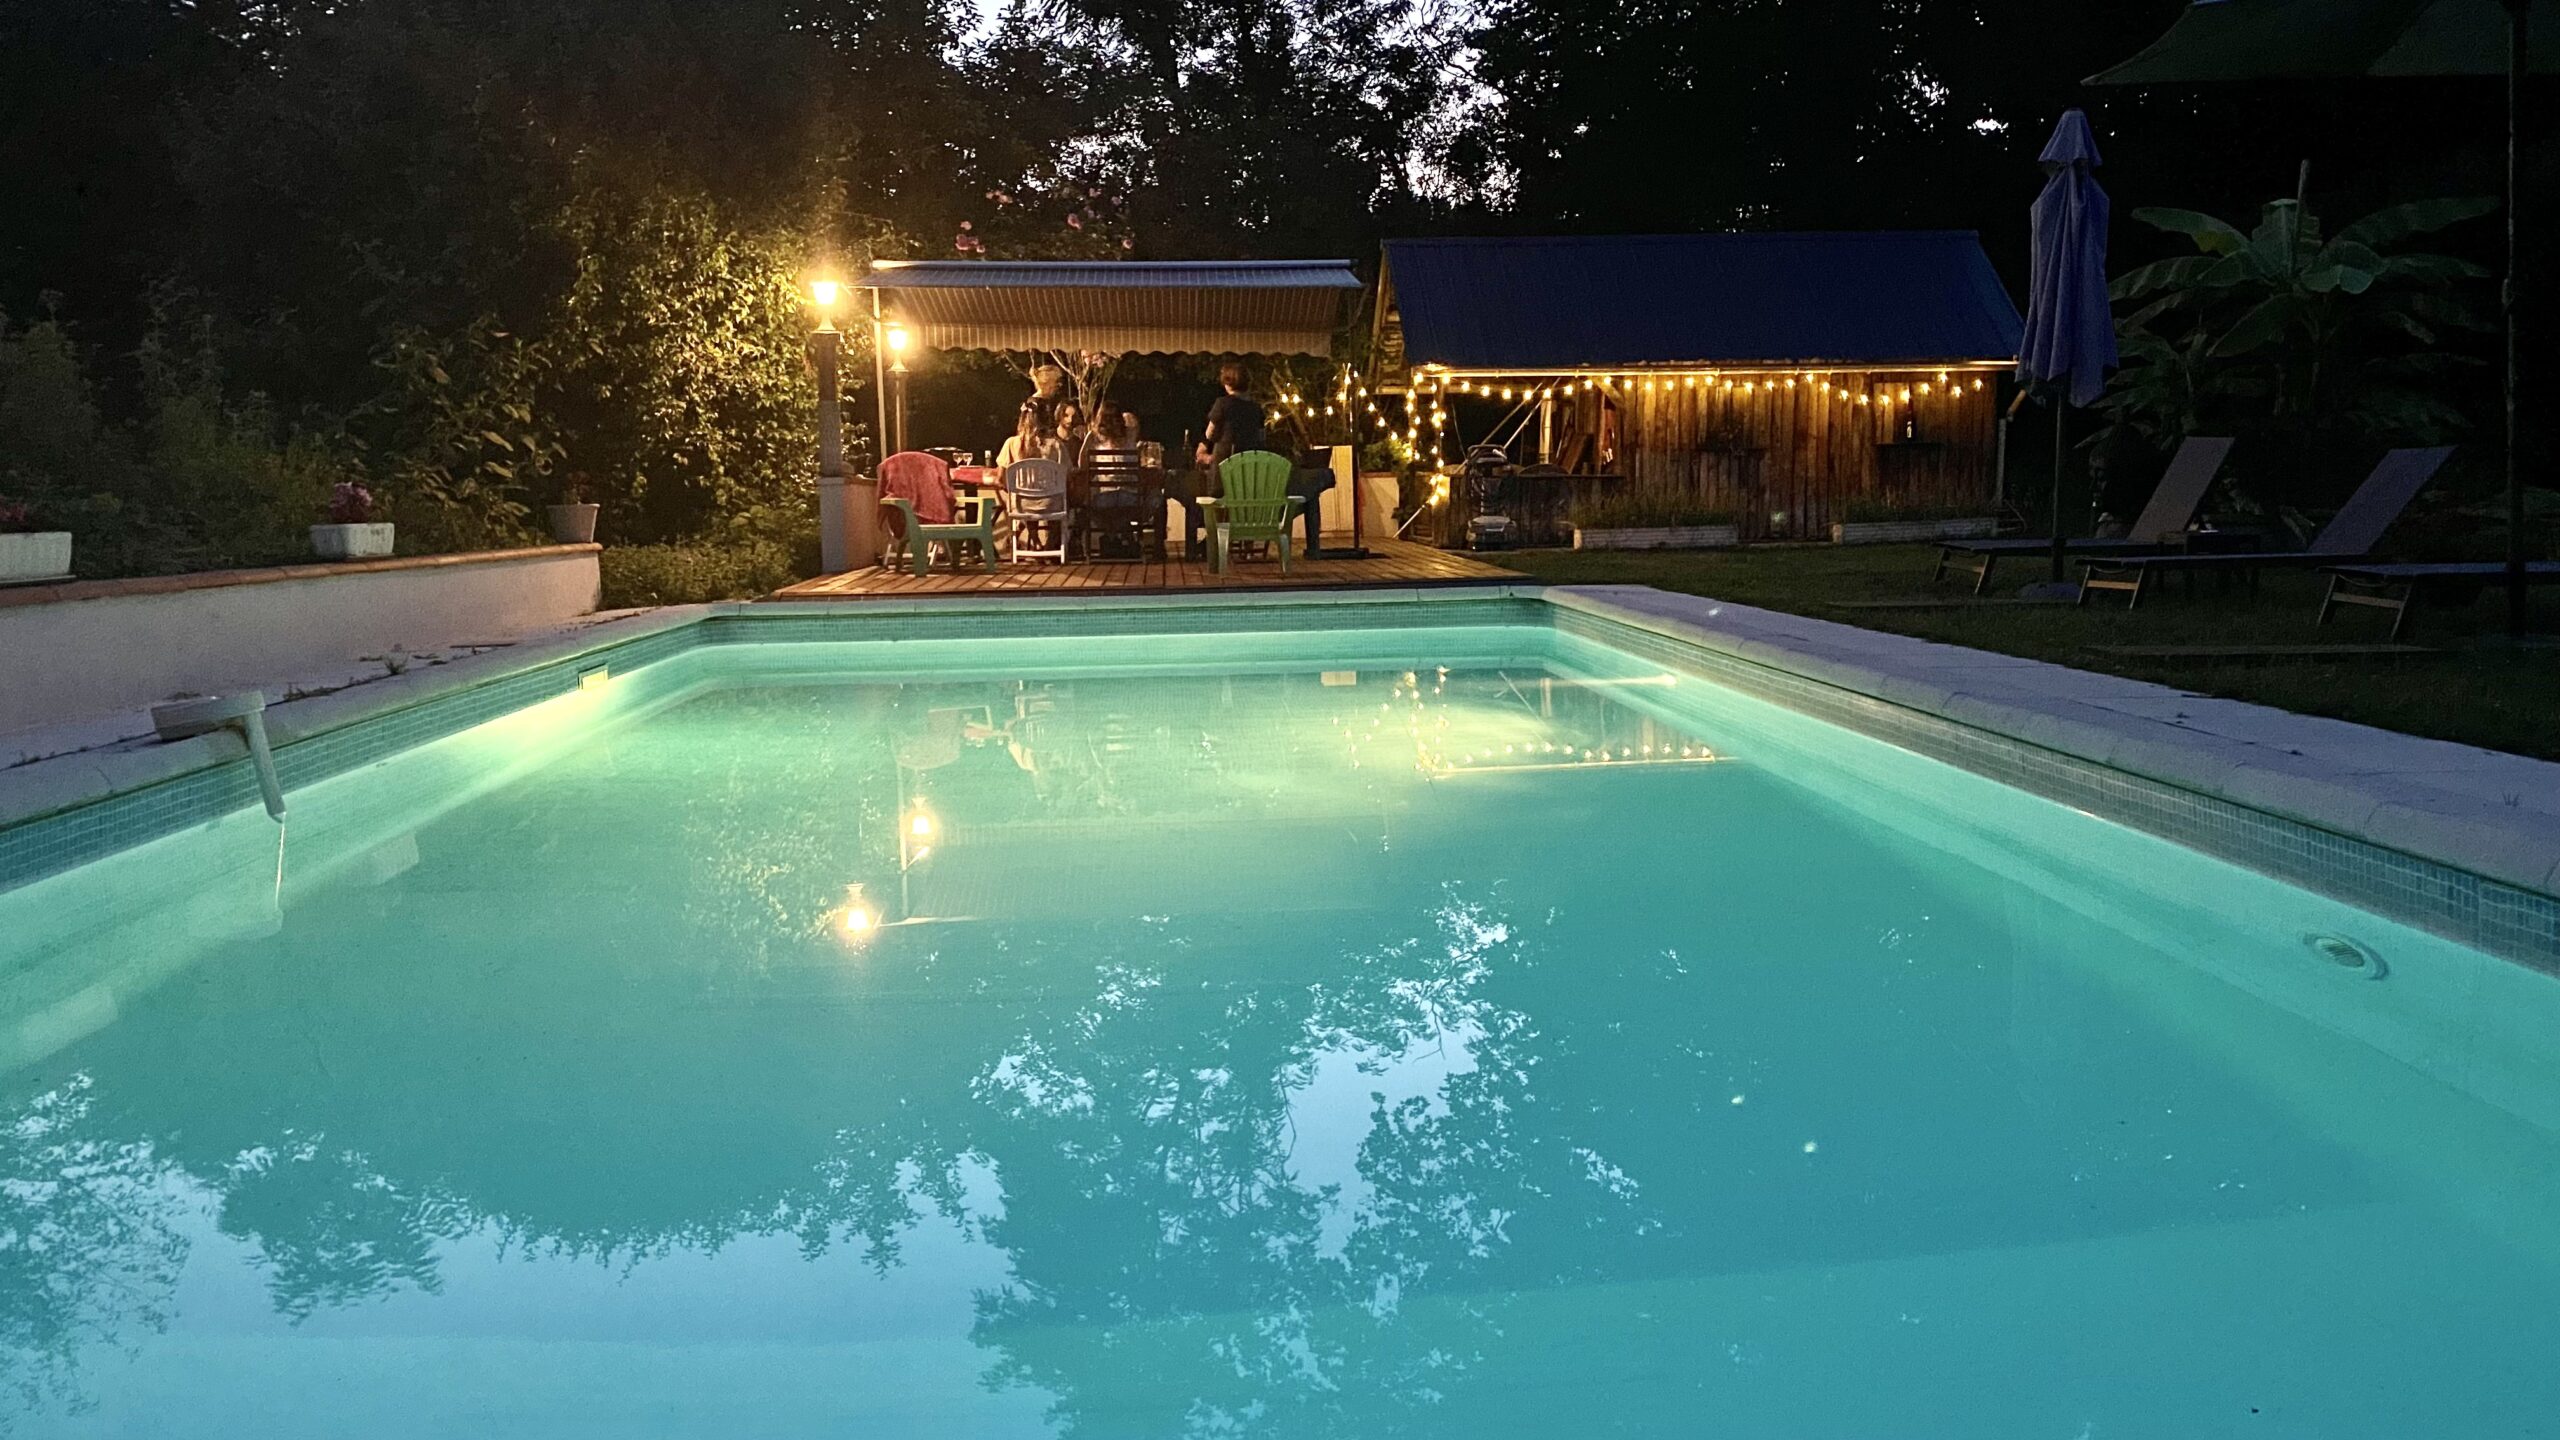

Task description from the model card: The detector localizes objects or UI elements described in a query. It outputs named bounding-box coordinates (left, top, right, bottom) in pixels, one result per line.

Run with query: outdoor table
left=1071, top=467, right=1170, bottom=561
left=1160, top=466, right=1333, bottom=559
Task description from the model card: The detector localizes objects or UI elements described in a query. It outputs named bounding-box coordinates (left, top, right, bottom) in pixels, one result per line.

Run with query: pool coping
left=1542, top=587, right=2560, bottom=897
left=1, top=582, right=2552, bottom=967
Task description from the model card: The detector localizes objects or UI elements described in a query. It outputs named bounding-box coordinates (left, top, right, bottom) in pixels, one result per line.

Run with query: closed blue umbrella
left=2018, top=109, right=2119, bottom=583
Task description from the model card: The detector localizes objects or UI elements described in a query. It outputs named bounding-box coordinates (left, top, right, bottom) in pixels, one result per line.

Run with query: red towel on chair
left=880, top=452, right=954, bottom=524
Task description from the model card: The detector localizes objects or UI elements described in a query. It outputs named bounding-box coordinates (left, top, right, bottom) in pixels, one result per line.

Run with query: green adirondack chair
left=1205, top=450, right=1305, bottom=575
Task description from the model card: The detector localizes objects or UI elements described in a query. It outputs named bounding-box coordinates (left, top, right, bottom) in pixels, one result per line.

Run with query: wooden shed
left=1372, top=233, right=2024, bottom=542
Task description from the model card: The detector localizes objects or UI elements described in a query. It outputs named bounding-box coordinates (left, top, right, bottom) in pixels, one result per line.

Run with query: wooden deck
left=766, top=536, right=1524, bottom=601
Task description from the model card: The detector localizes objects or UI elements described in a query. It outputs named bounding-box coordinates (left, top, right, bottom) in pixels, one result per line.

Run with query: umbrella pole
left=2050, top=398, right=2068, bottom=583
left=2506, top=0, right=2531, bottom=632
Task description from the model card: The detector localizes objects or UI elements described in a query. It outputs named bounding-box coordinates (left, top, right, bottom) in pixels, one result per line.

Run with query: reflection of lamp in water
left=836, top=883, right=878, bottom=943
left=901, top=806, right=935, bottom=868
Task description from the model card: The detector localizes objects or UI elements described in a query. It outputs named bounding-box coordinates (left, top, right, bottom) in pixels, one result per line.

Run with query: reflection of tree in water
left=0, top=1075, right=188, bottom=1421
left=952, top=888, right=1653, bottom=1438
left=664, top=684, right=898, bottom=968
left=216, top=1137, right=458, bottom=1322
left=1, top=666, right=1694, bottom=1430
left=7, top=866, right=1657, bottom=1433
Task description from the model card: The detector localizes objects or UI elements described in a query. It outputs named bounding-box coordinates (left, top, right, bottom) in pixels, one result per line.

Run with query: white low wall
left=0, top=545, right=600, bottom=733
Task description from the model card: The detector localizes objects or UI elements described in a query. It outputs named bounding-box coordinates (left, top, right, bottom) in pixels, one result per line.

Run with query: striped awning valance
left=866, top=260, right=1362, bottom=356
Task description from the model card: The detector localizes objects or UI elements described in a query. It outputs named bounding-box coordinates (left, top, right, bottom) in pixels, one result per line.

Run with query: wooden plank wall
left=1588, top=371, right=2000, bottom=540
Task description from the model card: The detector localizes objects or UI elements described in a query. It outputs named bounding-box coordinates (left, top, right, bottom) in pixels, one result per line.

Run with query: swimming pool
left=4, top=610, right=2557, bottom=1437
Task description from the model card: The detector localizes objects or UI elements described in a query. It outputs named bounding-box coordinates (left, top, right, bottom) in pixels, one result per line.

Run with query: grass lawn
left=1503, top=544, right=2560, bottom=761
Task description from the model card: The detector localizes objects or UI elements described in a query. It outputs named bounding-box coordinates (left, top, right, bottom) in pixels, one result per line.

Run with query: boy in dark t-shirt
left=1197, top=363, right=1265, bottom=463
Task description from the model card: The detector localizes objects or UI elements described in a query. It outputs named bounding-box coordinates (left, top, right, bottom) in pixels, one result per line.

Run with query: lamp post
left=808, top=279, right=851, bottom=573
left=884, top=321, right=911, bottom=455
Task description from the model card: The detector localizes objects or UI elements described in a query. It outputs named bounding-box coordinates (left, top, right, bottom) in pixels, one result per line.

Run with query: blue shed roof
left=1381, top=233, right=2022, bottom=370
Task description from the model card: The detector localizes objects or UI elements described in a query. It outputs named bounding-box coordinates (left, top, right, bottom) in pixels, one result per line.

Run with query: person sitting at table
left=996, top=406, right=1059, bottom=468
left=1080, top=406, right=1142, bottom=473
left=1020, top=364, right=1068, bottom=435
left=1195, top=362, right=1265, bottom=465
left=1052, top=401, right=1087, bottom=463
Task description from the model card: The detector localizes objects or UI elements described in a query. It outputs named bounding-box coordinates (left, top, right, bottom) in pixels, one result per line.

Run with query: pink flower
left=1066, top=214, right=1083, bottom=230
left=1120, top=236, right=1134, bottom=250
left=959, top=220, right=972, bottom=231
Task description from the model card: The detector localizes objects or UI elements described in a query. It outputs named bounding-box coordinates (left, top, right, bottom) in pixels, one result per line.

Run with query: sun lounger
left=1934, top=435, right=2234, bottom=594
left=2318, top=560, right=2560, bottom=639
left=2076, top=446, right=2454, bottom=609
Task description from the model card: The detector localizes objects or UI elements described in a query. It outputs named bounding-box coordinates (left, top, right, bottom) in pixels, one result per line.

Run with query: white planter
left=546, top=503, right=600, bottom=544
left=1830, top=516, right=1998, bottom=545
left=1572, top=524, right=1740, bottom=551
left=0, top=530, right=72, bottom=584
left=310, top=522, right=395, bottom=559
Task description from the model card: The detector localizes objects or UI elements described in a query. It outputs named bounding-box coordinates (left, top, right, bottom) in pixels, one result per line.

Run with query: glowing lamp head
left=841, top=905, right=876, bottom=937
left=810, top=279, right=841, bottom=312
left=908, top=811, right=935, bottom=839
left=885, top=323, right=911, bottom=356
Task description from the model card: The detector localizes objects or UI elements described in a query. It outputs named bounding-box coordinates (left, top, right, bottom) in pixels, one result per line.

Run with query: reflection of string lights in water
left=1337, top=668, right=1730, bottom=779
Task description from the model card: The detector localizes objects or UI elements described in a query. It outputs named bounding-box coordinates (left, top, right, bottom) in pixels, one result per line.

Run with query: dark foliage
left=0, top=0, right=2536, bottom=575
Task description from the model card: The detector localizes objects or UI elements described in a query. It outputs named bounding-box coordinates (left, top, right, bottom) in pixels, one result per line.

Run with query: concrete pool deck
left=1, top=583, right=2552, bottom=966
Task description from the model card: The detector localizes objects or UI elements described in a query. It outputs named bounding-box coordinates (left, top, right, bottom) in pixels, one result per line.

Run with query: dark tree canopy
left=0, top=0, right=2532, bottom=570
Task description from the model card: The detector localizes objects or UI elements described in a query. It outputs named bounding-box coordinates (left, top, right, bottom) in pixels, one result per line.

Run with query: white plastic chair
left=1002, top=458, right=1074, bottom=563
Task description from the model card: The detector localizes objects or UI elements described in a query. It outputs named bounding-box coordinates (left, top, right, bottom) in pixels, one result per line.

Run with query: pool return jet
left=150, top=692, right=287, bottom=822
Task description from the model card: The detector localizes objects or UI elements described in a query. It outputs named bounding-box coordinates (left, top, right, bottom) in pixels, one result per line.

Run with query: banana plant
left=2098, top=193, right=2494, bottom=516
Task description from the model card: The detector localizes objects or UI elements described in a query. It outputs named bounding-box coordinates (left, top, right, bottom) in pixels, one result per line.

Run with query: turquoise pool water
left=3, top=624, right=2558, bottom=1437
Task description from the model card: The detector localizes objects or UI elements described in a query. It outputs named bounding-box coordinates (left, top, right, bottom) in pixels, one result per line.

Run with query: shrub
left=599, top=539, right=805, bottom=608
left=1568, top=489, right=1735, bottom=530
left=0, top=308, right=361, bottom=575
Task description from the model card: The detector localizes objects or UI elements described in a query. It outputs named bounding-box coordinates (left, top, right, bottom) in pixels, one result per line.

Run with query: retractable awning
left=866, top=259, right=1363, bottom=356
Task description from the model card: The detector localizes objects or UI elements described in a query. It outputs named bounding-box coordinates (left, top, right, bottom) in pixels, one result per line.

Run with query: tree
left=2103, top=192, right=2495, bottom=515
